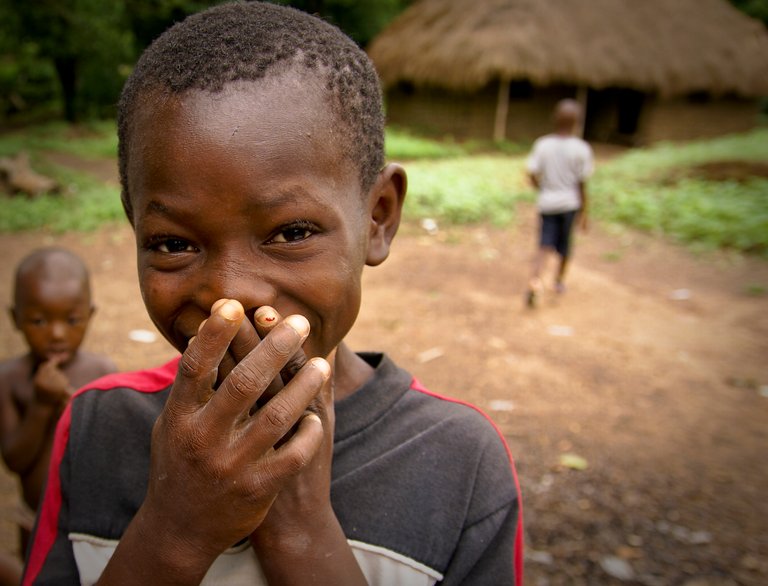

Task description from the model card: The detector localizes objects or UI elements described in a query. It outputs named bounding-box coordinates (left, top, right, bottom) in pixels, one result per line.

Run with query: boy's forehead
left=128, top=72, right=357, bottom=197
left=16, top=260, right=89, bottom=303
left=134, top=72, right=340, bottom=158
left=16, top=276, right=89, bottom=307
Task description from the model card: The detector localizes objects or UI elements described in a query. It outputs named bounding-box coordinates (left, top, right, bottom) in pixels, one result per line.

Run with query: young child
left=23, top=3, right=523, bottom=584
left=525, top=98, right=594, bottom=307
left=1, top=247, right=117, bottom=564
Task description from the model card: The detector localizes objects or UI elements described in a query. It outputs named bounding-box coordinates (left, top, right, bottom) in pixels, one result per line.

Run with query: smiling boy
left=23, top=3, right=522, bottom=585
left=1, top=247, right=116, bottom=562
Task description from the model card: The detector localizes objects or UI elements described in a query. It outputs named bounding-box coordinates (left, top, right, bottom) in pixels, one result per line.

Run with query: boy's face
left=126, top=73, right=380, bottom=360
left=12, top=276, right=93, bottom=365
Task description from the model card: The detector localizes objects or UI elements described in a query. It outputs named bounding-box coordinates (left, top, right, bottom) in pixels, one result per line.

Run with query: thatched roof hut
left=368, top=0, right=768, bottom=143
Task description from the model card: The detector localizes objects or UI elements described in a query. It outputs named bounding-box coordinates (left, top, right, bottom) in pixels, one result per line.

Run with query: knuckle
left=227, top=362, right=271, bottom=400
left=284, top=445, right=312, bottom=475
left=178, top=350, right=206, bottom=380
left=266, top=326, right=300, bottom=358
left=227, top=374, right=252, bottom=402
left=245, top=468, right=280, bottom=502
left=263, top=400, right=294, bottom=432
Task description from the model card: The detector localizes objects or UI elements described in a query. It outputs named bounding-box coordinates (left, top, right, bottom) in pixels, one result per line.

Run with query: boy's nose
left=198, top=259, right=277, bottom=319
left=50, top=321, right=67, bottom=339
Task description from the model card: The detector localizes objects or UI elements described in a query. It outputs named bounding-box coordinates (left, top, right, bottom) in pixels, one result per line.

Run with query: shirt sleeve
left=440, top=420, right=523, bottom=585
left=22, top=403, right=80, bottom=585
left=526, top=139, right=542, bottom=174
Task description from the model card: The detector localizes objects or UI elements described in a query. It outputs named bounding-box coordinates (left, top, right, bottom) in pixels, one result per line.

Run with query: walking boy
left=24, top=3, right=523, bottom=584
left=526, top=98, right=594, bottom=307
left=1, top=247, right=116, bottom=562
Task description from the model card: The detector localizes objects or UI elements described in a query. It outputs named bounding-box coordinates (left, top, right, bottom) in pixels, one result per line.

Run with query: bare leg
left=527, top=246, right=553, bottom=307
left=555, top=254, right=570, bottom=293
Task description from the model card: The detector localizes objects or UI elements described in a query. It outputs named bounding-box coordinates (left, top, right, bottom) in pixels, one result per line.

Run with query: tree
left=0, top=0, right=414, bottom=124
left=124, top=0, right=224, bottom=55
left=729, top=0, right=768, bottom=26
left=272, top=0, right=415, bottom=47
left=8, top=0, right=131, bottom=122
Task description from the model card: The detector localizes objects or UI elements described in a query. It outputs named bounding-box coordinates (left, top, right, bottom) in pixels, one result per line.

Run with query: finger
left=248, top=306, right=286, bottom=405
left=245, top=358, right=330, bottom=452
left=302, top=356, right=335, bottom=442
left=207, top=314, right=310, bottom=423
left=254, top=306, right=309, bottom=388
left=44, top=355, right=64, bottom=369
left=172, top=299, right=244, bottom=410
left=243, top=412, right=324, bottom=497
left=253, top=305, right=280, bottom=338
left=254, top=306, right=309, bottom=395
left=215, top=314, right=263, bottom=387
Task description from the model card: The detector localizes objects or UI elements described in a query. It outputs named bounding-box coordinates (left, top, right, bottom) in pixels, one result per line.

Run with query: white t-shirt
left=526, top=134, right=594, bottom=213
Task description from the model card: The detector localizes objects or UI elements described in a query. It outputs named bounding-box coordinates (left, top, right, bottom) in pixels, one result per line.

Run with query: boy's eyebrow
left=144, top=200, right=172, bottom=216
left=140, top=188, right=326, bottom=219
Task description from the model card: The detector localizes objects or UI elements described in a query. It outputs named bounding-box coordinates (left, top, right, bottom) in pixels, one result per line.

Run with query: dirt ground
left=0, top=153, right=766, bottom=585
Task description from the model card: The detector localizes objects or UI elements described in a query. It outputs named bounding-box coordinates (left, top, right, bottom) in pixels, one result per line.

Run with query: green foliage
left=591, top=129, right=768, bottom=256
left=4, top=0, right=135, bottom=121
left=0, top=120, right=117, bottom=158
left=385, top=127, right=529, bottom=161
left=2, top=121, right=766, bottom=262
left=402, top=156, right=531, bottom=225
left=0, top=121, right=122, bottom=232
left=124, top=0, right=225, bottom=51
left=0, top=174, right=124, bottom=232
left=729, top=0, right=768, bottom=25
left=0, top=0, right=412, bottom=124
left=385, top=128, right=467, bottom=160
left=271, top=0, right=414, bottom=46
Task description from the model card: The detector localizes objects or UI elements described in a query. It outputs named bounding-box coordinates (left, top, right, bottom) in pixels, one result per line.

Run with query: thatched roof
left=368, top=0, right=768, bottom=97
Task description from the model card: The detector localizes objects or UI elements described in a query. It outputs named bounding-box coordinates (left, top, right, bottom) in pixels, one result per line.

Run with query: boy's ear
left=366, top=164, right=407, bottom=267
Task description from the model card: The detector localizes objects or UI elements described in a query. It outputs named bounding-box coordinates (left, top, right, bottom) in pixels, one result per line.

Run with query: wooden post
left=494, top=77, right=510, bottom=142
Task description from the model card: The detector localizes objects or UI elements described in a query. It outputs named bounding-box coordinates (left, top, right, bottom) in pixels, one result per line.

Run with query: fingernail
left=187, top=336, right=196, bottom=347
left=197, top=319, right=207, bottom=333
left=217, top=299, right=243, bottom=321
left=254, top=306, right=278, bottom=327
left=309, top=357, right=331, bottom=379
left=283, top=314, right=310, bottom=337
left=211, top=299, right=229, bottom=314
left=303, top=412, right=322, bottom=425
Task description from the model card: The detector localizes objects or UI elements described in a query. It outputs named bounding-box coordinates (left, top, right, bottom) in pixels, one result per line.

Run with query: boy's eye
left=152, top=238, right=196, bottom=253
left=28, top=318, right=47, bottom=327
left=68, top=316, right=84, bottom=326
left=269, top=222, right=317, bottom=244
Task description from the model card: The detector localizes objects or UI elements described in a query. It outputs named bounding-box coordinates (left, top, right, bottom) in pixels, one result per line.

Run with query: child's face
left=12, top=276, right=93, bottom=365
left=126, top=73, right=377, bottom=360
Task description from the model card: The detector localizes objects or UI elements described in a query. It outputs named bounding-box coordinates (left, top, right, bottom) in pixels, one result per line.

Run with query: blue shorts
left=539, top=211, right=578, bottom=257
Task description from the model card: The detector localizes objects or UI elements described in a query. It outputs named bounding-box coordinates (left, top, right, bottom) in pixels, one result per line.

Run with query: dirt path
left=0, top=157, right=766, bottom=585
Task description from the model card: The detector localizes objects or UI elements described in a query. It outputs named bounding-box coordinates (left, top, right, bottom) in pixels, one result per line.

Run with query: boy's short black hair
left=117, top=1, right=385, bottom=220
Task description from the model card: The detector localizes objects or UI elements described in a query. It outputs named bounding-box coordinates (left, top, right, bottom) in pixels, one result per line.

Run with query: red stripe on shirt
left=409, top=377, right=525, bottom=586
left=22, top=357, right=180, bottom=585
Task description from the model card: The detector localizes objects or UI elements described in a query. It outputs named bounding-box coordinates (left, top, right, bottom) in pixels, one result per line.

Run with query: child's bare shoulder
left=0, top=355, right=31, bottom=395
left=67, top=351, right=118, bottom=386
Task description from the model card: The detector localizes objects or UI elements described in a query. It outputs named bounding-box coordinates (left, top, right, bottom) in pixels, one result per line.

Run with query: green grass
left=0, top=170, right=124, bottom=232
left=0, top=120, right=117, bottom=158
left=0, top=121, right=123, bottom=231
left=385, top=126, right=529, bottom=160
left=401, top=156, right=531, bottom=225
left=1, top=123, right=766, bottom=258
left=590, top=129, right=768, bottom=256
